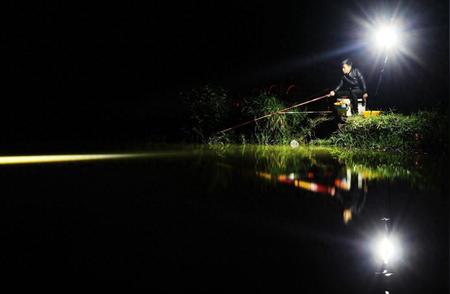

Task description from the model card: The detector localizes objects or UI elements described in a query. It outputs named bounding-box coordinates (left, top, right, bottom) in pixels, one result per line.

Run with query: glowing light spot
left=374, top=235, right=401, bottom=265
left=375, top=25, right=400, bottom=50
left=378, top=237, right=394, bottom=263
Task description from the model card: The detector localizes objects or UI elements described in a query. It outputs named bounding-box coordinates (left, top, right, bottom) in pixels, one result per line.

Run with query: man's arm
left=355, top=68, right=368, bottom=99
left=329, top=78, right=343, bottom=96
left=355, top=68, right=367, bottom=93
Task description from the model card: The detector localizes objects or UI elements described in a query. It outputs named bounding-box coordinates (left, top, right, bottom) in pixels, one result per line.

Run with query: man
left=329, top=58, right=368, bottom=114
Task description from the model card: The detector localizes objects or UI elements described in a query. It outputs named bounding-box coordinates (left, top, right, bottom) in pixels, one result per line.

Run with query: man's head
left=341, top=58, right=352, bottom=74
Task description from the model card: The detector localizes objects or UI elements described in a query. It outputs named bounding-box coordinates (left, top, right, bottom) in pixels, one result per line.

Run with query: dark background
left=3, top=1, right=449, bottom=147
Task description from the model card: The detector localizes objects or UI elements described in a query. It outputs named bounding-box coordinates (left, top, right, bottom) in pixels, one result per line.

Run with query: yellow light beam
left=0, top=153, right=166, bottom=165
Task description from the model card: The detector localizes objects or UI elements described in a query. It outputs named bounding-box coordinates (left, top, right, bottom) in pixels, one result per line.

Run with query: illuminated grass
left=320, top=111, right=448, bottom=152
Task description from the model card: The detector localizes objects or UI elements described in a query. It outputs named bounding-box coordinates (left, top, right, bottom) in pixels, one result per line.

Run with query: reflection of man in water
left=335, top=169, right=368, bottom=224
left=329, top=58, right=369, bottom=114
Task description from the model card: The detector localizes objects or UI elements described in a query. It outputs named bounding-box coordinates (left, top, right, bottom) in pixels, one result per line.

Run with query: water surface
left=1, top=145, right=447, bottom=292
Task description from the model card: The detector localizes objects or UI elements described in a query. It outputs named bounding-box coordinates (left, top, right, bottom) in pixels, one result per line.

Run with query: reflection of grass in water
left=328, top=148, right=414, bottom=180
left=209, top=144, right=334, bottom=174
left=208, top=144, right=446, bottom=190
left=328, top=148, right=447, bottom=190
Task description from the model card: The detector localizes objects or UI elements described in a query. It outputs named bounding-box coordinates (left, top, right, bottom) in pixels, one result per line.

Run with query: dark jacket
left=334, top=67, right=367, bottom=93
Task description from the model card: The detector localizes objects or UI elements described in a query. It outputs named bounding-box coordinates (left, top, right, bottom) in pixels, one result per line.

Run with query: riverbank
left=313, top=111, right=448, bottom=153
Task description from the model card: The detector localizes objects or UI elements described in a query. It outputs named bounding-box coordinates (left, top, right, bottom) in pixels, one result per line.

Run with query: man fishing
left=219, top=59, right=368, bottom=134
left=329, top=58, right=368, bottom=114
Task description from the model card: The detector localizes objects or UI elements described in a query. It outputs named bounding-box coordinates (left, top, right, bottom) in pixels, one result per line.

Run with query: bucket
left=357, top=98, right=366, bottom=115
left=334, top=98, right=352, bottom=117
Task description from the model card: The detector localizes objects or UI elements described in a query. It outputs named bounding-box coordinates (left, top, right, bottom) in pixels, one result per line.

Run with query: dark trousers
left=337, top=88, right=364, bottom=113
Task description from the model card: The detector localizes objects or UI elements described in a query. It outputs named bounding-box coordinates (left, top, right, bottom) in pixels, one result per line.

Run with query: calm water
left=1, top=145, right=448, bottom=292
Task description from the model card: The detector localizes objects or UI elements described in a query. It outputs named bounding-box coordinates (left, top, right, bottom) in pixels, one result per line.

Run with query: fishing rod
left=281, top=111, right=333, bottom=114
left=217, top=92, right=331, bottom=134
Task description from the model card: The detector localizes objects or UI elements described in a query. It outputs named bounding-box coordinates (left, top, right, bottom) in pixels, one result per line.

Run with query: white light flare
left=375, top=25, right=401, bottom=50
left=374, top=235, right=402, bottom=265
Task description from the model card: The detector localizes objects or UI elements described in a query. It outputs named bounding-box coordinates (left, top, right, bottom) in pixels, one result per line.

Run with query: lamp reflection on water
left=373, top=217, right=402, bottom=279
left=255, top=162, right=403, bottom=290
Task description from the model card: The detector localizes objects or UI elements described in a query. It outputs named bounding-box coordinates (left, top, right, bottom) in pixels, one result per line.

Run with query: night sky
left=4, top=1, right=449, bottom=146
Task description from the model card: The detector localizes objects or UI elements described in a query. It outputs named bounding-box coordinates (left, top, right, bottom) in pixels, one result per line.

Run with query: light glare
left=374, top=235, right=401, bottom=264
left=377, top=237, right=395, bottom=263
left=375, top=25, right=400, bottom=50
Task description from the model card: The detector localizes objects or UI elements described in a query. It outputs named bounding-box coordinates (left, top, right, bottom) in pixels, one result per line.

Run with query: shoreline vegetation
left=316, top=111, right=449, bottom=153
left=204, top=144, right=447, bottom=191
left=181, top=85, right=448, bottom=155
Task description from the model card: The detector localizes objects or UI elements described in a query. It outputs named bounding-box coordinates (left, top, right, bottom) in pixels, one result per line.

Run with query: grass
left=180, top=85, right=231, bottom=142
left=316, top=111, right=448, bottom=153
left=208, top=91, right=331, bottom=145
left=181, top=86, right=448, bottom=155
